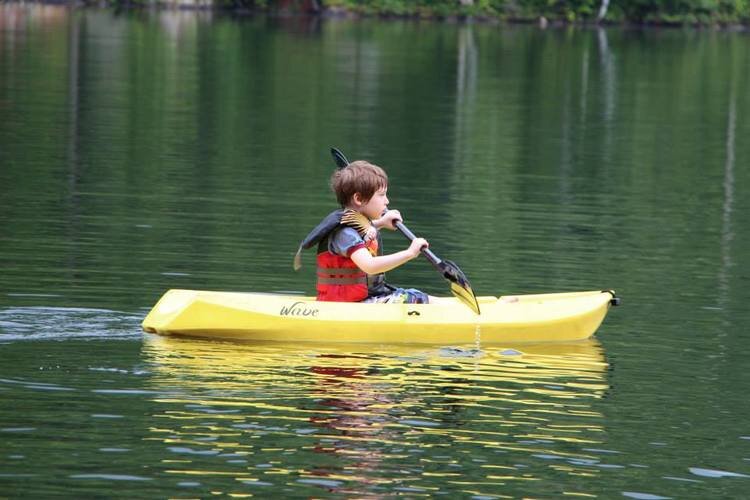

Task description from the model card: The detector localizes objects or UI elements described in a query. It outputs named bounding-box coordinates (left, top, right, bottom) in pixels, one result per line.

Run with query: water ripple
left=0, top=307, right=142, bottom=341
left=688, top=467, right=749, bottom=479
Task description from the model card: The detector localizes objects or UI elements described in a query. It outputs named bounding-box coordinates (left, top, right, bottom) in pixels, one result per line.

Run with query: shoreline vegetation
left=14, top=0, right=750, bottom=27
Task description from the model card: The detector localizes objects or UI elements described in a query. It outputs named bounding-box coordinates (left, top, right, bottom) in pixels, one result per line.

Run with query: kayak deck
left=142, top=289, right=618, bottom=344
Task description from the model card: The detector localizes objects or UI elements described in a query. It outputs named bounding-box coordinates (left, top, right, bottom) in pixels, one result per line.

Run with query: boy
left=294, top=160, right=430, bottom=304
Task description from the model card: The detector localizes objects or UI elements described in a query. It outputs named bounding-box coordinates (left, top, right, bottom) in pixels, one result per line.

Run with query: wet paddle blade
left=440, top=260, right=481, bottom=315
left=450, top=282, right=481, bottom=315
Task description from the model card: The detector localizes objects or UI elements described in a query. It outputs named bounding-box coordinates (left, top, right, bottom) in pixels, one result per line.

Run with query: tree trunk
left=597, top=0, right=610, bottom=22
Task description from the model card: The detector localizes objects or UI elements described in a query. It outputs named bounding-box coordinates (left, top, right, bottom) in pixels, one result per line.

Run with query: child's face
left=359, top=186, right=389, bottom=220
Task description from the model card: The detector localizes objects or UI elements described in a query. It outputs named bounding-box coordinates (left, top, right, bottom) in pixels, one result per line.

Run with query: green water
left=2, top=4, right=750, bottom=498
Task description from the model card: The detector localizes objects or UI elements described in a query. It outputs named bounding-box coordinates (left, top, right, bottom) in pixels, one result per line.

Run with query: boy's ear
left=352, top=193, right=363, bottom=206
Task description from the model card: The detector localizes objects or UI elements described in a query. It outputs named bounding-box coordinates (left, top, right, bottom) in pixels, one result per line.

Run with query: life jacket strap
left=317, top=276, right=368, bottom=285
left=316, top=264, right=367, bottom=285
left=316, top=267, right=366, bottom=276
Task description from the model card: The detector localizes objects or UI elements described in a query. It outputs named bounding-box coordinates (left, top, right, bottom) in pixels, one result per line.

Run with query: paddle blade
left=330, top=147, right=349, bottom=169
left=439, top=259, right=481, bottom=315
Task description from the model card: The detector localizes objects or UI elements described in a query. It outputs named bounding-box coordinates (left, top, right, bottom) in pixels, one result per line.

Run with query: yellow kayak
left=142, top=289, right=618, bottom=344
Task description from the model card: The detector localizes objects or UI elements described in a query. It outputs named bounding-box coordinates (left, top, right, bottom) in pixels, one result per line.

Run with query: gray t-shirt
left=327, top=227, right=389, bottom=296
left=329, top=226, right=366, bottom=257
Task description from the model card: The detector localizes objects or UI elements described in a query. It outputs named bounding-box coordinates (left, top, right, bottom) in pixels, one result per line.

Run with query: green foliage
left=98, top=0, right=750, bottom=23
left=518, top=0, right=598, bottom=19
left=318, top=0, right=750, bottom=22
left=318, top=0, right=507, bottom=17
left=613, top=0, right=750, bottom=22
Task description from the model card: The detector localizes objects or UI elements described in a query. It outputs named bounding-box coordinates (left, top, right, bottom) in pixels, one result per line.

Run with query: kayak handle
left=603, top=290, right=621, bottom=306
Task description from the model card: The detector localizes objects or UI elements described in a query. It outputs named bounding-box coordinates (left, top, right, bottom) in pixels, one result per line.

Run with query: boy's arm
left=350, top=238, right=428, bottom=275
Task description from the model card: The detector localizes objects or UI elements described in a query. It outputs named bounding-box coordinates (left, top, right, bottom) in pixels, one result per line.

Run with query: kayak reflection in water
left=295, top=160, right=431, bottom=305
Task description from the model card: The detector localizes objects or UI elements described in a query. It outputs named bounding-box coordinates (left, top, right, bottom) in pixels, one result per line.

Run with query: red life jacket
left=294, top=209, right=387, bottom=302
left=316, top=236, right=378, bottom=302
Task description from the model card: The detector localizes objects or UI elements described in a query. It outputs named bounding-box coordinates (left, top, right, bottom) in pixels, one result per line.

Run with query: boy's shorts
left=363, top=288, right=429, bottom=305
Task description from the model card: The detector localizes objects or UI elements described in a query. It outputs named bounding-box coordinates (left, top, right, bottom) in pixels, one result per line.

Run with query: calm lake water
left=2, top=4, right=750, bottom=498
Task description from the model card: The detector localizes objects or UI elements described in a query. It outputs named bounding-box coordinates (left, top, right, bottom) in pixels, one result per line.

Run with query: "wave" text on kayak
left=279, top=302, right=320, bottom=317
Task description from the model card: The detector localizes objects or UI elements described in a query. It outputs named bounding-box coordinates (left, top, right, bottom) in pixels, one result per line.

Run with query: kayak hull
left=142, top=289, right=617, bottom=344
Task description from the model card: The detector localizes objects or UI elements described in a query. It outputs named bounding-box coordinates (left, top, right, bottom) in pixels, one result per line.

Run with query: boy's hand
left=408, top=237, right=428, bottom=258
left=363, top=225, right=378, bottom=242
left=374, top=210, right=402, bottom=230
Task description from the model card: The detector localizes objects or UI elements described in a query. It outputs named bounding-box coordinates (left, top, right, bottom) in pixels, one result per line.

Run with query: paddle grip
left=394, top=221, right=442, bottom=267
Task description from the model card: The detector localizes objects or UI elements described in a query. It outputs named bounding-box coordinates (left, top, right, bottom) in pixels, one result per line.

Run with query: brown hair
left=330, top=160, right=388, bottom=206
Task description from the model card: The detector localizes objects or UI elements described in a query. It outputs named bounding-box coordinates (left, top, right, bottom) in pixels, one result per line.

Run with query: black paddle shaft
left=395, top=219, right=480, bottom=314
left=393, top=221, right=442, bottom=269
